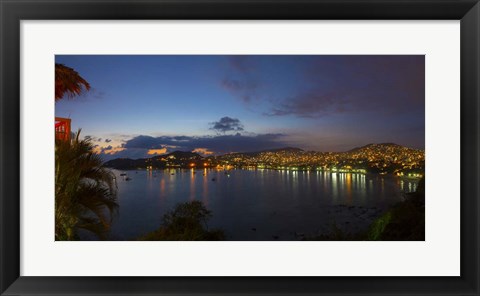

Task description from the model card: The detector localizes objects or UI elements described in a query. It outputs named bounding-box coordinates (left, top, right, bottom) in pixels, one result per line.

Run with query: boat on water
left=125, top=177, right=132, bottom=181
left=120, top=173, right=127, bottom=176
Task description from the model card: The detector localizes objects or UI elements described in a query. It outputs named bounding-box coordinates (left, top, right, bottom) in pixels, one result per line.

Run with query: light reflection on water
left=107, top=169, right=419, bottom=241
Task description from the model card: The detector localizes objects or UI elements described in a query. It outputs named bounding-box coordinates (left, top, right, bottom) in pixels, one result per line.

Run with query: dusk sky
left=55, top=55, right=425, bottom=160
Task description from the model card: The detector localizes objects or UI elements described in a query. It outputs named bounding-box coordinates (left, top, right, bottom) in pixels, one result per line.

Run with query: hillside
left=103, top=143, right=424, bottom=175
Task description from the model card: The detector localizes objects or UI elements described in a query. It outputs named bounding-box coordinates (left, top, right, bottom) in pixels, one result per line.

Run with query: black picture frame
left=1, top=0, right=479, bottom=295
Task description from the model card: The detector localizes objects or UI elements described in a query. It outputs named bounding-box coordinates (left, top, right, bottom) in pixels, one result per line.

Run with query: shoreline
left=108, top=167, right=424, bottom=180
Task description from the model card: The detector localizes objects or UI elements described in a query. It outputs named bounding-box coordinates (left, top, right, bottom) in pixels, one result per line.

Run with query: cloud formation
left=222, top=55, right=424, bottom=119
left=221, top=78, right=259, bottom=103
left=95, top=132, right=289, bottom=160
left=94, top=145, right=125, bottom=156
left=84, top=135, right=102, bottom=142
left=209, top=117, right=244, bottom=134
left=221, top=56, right=261, bottom=103
left=147, top=148, right=168, bottom=155
left=265, top=91, right=350, bottom=118
left=267, top=56, right=424, bottom=118
left=228, top=56, right=256, bottom=73
left=192, top=148, right=214, bottom=155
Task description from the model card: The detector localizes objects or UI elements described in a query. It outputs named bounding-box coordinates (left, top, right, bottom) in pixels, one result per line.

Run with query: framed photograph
left=1, top=0, right=479, bottom=295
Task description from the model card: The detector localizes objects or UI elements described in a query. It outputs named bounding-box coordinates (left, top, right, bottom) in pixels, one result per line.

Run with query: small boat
left=125, top=177, right=132, bottom=181
left=120, top=173, right=127, bottom=176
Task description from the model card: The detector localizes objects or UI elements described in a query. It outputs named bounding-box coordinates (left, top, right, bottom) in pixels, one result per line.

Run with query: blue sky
left=55, top=55, right=425, bottom=160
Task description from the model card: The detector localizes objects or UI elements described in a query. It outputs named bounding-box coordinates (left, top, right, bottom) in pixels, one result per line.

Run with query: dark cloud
left=100, top=148, right=150, bottom=161
left=221, top=78, right=259, bottom=103
left=96, top=145, right=113, bottom=154
left=96, top=145, right=130, bottom=161
left=221, top=55, right=424, bottom=119
left=222, top=56, right=261, bottom=103
left=265, top=91, right=350, bottom=118
left=84, top=135, right=103, bottom=142
left=104, top=117, right=285, bottom=159
left=209, top=117, right=244, bottom=134
left=267, top=55, right=424, bottom=118
left=119, top=133, right=288, bottom=157
left=228, top=56, right=254, bottom=73
left=122, top=135, right=166, bottom=149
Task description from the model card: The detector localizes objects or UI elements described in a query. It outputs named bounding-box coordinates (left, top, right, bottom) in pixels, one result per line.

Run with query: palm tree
left=55, top=63, right=91, bottom=101
left=55, top=130, right=118, bottom=240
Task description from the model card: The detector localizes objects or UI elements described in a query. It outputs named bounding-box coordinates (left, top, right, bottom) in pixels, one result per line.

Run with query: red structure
left=55, top=117, right=71, bottom=141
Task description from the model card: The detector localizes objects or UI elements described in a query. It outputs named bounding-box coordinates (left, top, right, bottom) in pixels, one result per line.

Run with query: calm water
left=105, top=169, right=418, bottom=240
